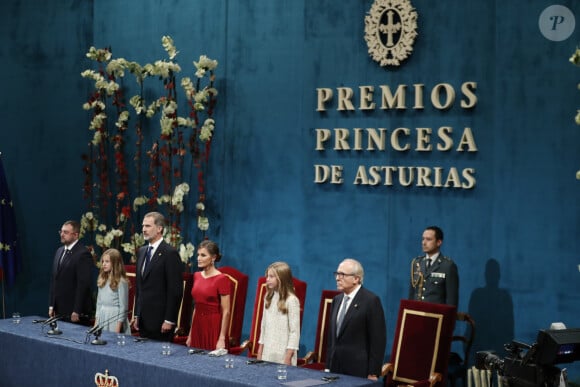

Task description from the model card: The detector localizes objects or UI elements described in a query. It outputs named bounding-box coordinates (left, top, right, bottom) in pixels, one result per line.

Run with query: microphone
left=32, top=315, right=62, bottom=325
left=87, top=310, right=129, bottom=345
left=43, top=315, right=62, bottom=325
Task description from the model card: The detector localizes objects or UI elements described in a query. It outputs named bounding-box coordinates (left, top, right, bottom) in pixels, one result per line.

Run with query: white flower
left=157, top=195, right=171, bottom=205
left=121, top=242, right=135, bottom=256
left=83, top=100, right=106, bottom=111
left=200, top=118, right=215, bottom=141
left=195, top=68, right=206, bottom=78
left=160, top=115, right=174, bottom=136
left=121, top=233, right=145, bottom=257
left=80, top=70, right=104, bottom=83
left=196, top=202, right=205, bottom=211
left=86, top=47, right=112, bottom=62
left=91, top=131, right=103, bottom=145
left=177, top=117, right=195, bottom=128
left=178, top=242, right=195, bottom=264
left=181, top=77, right=195, bottom=100
left=115, top=111, right=130, bottom=128
left=106, top=58, right=129, bottom=78
left=146, top=100, right=162, bottom=118
left=193, top=55, right=218, bottom=78
left=133, top=195, right=149, bottom=211
left=147, top=60, right=182, bottom=79
left=79, top=212, right=98, bottom=238
left=129, top=95, right=145, bottom=114
left=89, top=112, right=107, bottom=131
left=163, top=100, right=177, bottom=115
left=162, top=36, right=179, bottom=60
left=198, top=216, right=209, bottom=231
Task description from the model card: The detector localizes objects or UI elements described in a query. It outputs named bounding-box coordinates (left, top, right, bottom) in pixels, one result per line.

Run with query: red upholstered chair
left=173, top=272, right=195, bottom=344
left=298, top=289, right=341, bottom=369
left=219, top=266, right=249, bottom=347
left=229, top=276, right=307, bottom=357
left=382, top=300, right=457, bottom=387
left=124, top=265, right=137, bottom=333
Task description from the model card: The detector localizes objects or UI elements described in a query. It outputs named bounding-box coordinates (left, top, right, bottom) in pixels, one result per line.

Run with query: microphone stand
left=90, top=326, right=107, bottom=345
left=46, top=319, right=63, bottom=335
left=86, top=309, right=129, bottom=345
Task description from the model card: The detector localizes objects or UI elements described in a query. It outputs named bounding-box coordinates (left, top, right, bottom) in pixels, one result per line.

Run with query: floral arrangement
left=80, top=36, right=218, bottom=265
left=570, top=48, right=580, bottom=180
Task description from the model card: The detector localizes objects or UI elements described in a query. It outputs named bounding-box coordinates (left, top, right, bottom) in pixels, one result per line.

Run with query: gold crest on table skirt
left=95, top=369, right=119, bottom=387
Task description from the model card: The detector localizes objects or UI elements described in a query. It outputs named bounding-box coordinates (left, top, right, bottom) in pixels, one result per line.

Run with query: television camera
left=475, top=328, right=580, bottom=387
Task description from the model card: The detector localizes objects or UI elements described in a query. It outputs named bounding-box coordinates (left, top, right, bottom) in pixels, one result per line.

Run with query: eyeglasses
left=333, top=271, right=356, bottom=279
left=58, top=230, right=75, bottom=235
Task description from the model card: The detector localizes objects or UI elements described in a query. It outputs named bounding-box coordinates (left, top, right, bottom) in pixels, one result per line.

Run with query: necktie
left=336, top=295, right=350, bottom=334
left=58, top=249, right=69, bottom=269
left=426, top=258, right=431, bottom=269
left=142, top=246, right=153, bottom=274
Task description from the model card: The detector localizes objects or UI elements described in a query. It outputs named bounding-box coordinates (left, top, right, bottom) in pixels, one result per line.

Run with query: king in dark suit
left=48, top=220, right=94, bottom=324
left=326, top=258, right=386, bottom=380
left=131, top=212, right=184, bottom=341
left=409, top=226, right=459, bottom=306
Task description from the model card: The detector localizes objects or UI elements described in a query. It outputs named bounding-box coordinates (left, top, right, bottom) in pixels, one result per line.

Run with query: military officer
left=409, top=226, right=459, bottom=306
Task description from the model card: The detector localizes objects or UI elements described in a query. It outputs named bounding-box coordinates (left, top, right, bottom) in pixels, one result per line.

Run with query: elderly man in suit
left=48, top=220, right=94, bottom=324
left=409, top=226, right=459, bottom=306
left=131, top=212, right=184, bottom=341
left=326, top=258, right=386, bottom=380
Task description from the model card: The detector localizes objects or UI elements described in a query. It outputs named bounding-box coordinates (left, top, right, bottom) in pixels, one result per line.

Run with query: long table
left=0, top=316, right=382, bottom=387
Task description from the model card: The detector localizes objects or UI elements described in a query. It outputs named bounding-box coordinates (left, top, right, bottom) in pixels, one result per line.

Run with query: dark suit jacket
left=49, top=242, right=94, bottom=323
left=135, top=240, right=183, bottom=341
left=326, top=286, right=386, bottom=378
left=408, top=253, right=459, bottom=306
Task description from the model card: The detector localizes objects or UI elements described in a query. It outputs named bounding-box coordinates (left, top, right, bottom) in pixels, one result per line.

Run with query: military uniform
left=408, top=253, right=459, bottom=306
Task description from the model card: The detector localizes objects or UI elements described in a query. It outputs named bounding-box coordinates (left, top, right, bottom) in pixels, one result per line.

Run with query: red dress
left=187, top=272, right=231, bottom=350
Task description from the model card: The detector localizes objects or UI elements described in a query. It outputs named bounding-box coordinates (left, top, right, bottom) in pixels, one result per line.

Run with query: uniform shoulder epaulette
left=440, top=255, right=452, bottom=261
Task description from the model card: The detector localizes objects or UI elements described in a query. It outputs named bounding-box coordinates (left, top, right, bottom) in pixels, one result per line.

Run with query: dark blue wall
left=1, top=0, right=580, bottom=375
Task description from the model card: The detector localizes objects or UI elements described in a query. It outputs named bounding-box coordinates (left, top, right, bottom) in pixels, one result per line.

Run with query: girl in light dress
left=94, top=248, right=131, bottom=334
left=256, top=261, right=300, bottom=366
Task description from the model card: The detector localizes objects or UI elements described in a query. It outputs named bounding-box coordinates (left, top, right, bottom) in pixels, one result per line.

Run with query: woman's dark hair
left=198, top=240, right=222, bottom=262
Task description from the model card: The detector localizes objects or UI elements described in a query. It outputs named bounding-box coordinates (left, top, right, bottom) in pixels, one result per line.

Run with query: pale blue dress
left=95, top=278, right=131, bottom=334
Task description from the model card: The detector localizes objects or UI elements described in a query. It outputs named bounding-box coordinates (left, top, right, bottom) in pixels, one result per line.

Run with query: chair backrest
left=174, top=272, right=195, bottom=337
left=311, top=289, right=341, bottom=364
left=452, top=312, right=475, bottom=365
left=219, top=266, right=249, bottom=347
left=387, top=300, right=457, bottom=386
left=124, top=265, right=137, bottom=322
left=246, top=276, right=307, bottom=357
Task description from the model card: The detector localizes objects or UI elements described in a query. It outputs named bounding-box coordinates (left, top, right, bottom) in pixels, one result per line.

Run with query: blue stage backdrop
left=1, top=0, right=580, bottom=376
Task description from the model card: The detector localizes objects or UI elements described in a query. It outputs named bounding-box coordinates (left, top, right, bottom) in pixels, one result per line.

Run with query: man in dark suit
left=409, top=226, right=459, bottom=306
left=48, top=220, right=94, bottom=325
left=131, top=212, right=183, bottom=341
left=326, top=258, right=386, bottom=380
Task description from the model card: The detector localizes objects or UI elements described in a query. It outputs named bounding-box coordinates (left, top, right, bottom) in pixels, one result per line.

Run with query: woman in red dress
left=186, top=240, right=231, bottom=350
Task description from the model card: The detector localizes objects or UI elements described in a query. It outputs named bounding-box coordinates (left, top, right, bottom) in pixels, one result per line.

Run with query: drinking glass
left=116, top=334, right=126, bottom=346
left=276, top=364, right=287, bottom=380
